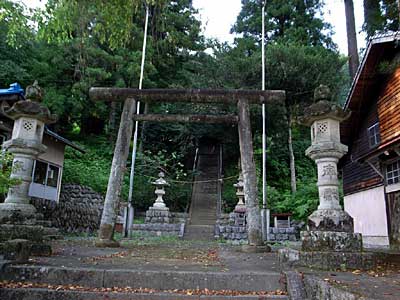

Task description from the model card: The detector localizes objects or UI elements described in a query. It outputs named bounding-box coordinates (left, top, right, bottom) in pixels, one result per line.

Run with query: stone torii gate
left=89, top=88, right=285, bottom=247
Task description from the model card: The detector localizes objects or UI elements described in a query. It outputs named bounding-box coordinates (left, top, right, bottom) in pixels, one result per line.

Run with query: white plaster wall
left=39, top=135, right=65, bottom=167
left=344, top=185, right=390, bottom=247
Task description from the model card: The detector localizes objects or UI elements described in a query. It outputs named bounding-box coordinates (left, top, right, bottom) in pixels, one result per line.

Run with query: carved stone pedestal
left=298, top=86, right=362, bottom=253
left=145, top=172, right=171, bottom=224
left=278, top=86, right=371, bottom=270
left=145, top=207, right=171, bottom=223
left=301, top=231, right=362, bottom=252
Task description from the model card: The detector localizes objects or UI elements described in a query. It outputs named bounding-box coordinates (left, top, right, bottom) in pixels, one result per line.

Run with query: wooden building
left=0, top=83, right=84, bottom=202
left=341, top=32, right=400, bottom=248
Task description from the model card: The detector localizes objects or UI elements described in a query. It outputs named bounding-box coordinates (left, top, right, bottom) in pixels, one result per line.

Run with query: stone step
left=0, top=288, right=288, bottom=300
left=0, top=265, right=284, bottom=293
left=184, top=225, right=215, bottom=239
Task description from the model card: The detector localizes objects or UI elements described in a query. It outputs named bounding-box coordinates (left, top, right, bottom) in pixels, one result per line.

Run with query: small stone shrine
left=145, top=172, right=171, bottom=223
left=0, top=81, right=58, bottom=261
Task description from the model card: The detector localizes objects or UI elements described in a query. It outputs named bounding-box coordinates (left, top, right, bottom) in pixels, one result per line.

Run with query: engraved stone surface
left=299, top=85, right=361, bottom=253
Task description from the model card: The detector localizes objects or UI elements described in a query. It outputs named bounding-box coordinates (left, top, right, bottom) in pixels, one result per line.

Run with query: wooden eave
left=357, top=135, right=400, bottom=163
left=341, top=31, right=400, bottom=146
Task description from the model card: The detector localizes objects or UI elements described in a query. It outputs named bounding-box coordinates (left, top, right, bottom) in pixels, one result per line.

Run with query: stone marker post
left=300, top=85, right=362, bottom=252
left=0, top=82, right=56, bottom=222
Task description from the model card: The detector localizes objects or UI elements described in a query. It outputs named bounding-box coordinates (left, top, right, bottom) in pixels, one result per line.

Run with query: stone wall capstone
left=31, top=184, right=104, bottom=233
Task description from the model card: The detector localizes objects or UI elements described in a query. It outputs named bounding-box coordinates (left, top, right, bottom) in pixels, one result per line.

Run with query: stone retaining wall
left=131, top=223, right=185, bottom=237
left=269, top=227, right=298, bottom=242
left=216, top=214, right=302, bottom=243
left=130, top=212, right=188, bottom=237
left=31, top=184, right=104, bottom=233
left=216, top=213, right=247, bottom=244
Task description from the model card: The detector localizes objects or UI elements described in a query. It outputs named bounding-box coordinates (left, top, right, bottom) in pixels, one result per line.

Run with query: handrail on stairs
left=185, top=146, right=199, bottom=216
left=216, top=144, right=223, bottom=218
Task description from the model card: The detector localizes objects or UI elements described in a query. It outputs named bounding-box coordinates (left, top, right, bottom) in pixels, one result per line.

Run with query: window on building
left=33, top=161, right=47, bottom=185
left=46, top=164, right=60, bottom=187
left=368, top=123, right=381, bottom=148
left=387, top=160, right=400, bottom=185
left=30, top=160, right=61, bottom=201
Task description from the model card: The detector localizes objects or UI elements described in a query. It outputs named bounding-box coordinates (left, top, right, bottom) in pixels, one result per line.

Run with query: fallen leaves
left=0, top=280, right=287, bottom=296
left=84, top=251, right=130, bottom=263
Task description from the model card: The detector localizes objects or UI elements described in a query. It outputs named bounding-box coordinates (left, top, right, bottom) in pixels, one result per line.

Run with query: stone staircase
left=0, top=264, right=287, bottom=299
left=184, top=145, right=219, bottom=241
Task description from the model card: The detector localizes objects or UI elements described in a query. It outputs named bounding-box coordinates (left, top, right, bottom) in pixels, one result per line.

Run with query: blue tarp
left=0, top=83, right=24, bottom=97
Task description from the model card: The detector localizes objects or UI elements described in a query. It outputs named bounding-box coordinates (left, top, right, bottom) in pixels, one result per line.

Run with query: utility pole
left=124, top=5, right=150, bottom=237
left=261, top=0, right=269, bottom=242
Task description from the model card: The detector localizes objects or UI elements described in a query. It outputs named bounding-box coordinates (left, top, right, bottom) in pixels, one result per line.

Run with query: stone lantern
left=228, top=173, right=246, bottom=227
left=299, top=85, right=362, bottom=252
left=233, top=173, right=246, bottom=213
left=0, top=81, right=56, bottom=222
left=145, top=171, right=171, bottom=223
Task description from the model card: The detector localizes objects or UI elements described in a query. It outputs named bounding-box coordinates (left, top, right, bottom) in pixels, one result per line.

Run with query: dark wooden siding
left=342, top=100, right=383, bottom=195
left=378, top=66, right=400, bottom=146
left=343, top=159, right=382, bottom=195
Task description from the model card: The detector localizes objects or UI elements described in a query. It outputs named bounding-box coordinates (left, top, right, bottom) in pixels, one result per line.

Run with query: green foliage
left=0, top=153, right=19, bottom=200
left=63, top=136, right=192, bottom=212
left=233, top=0, right=335, bottom=49
left=0, top=0, right=33, bottom=48
left=0, top=0, right=350, bottom=223
left=268, top=178, right=318, bottom=221
left=363, top=0, right=399, bottom=38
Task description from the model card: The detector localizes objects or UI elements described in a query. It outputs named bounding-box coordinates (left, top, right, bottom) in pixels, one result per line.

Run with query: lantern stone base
left=301, top=230, right=362, bottom=252
left=307, top=209, right=355, bottom=233
left=0, top=203, right=37, bottom=224
left=0, top=224, right=54, bottom=260
left=145, top=207, right=171, bottom=223
left=278, top=247, right=385, bottom=271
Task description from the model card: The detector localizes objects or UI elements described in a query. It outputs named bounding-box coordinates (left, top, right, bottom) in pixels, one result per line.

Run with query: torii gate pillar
left=237, top=98, right=263, bottom=246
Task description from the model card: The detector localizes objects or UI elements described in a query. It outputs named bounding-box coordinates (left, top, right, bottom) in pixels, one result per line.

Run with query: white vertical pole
left=126, top=5, right=149, bottom=237
left=261, top=1, right=269, bottom=241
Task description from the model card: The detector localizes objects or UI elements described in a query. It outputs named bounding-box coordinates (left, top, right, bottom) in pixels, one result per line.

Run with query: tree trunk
left=139, top=102, right=149, bottom=153
left=287, top=112, right=297, bottom=193
left=96, top=98, right=136, bottom=247
left=344, top=0, right=360, bottom=79
left=237, top=98, right=263, bottom=246
left=398, top=0, right=400, bottom=30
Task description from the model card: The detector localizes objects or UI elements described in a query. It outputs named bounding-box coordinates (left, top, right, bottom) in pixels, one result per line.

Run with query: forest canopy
left=0, top=0, right=397, bottom=220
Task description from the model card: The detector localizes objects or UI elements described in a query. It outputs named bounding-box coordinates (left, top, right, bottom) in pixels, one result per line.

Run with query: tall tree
left=233, top=0, right=335, bottom=49
left=344, top=0, right=360, bottom=79
left=231, top=0, right=339, bottom=194
left=363, top=0, right=399, bottom=37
